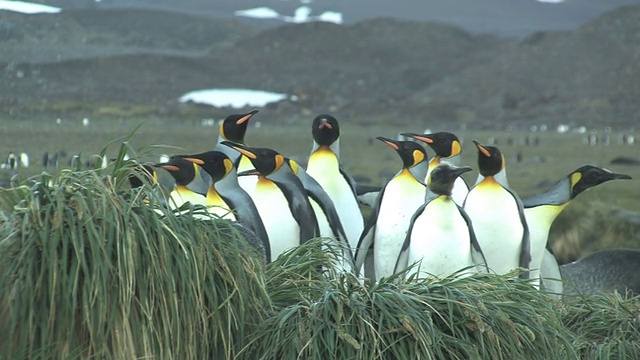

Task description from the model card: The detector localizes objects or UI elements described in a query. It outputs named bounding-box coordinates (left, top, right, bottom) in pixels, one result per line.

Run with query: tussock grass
left=563, top=292, right=640, bottom=359
left=0, top=159, right=270, bottom=359
left=242, top=268, right=577, bottom=360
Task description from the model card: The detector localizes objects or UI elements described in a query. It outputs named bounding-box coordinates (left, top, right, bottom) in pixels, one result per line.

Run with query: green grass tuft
left=0, top=162, right=270, bottom=359
left=242, top=266, right=577, bottom=360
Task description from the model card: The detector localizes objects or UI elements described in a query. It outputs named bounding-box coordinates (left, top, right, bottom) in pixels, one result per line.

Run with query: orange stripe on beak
left=183, top=157, right=204, bottom=165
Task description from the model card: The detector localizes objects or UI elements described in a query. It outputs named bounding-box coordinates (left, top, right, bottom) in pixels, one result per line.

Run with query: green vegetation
left=0, top=157, right=270, bottom=359
left=0, top=147, right=639, bottom=359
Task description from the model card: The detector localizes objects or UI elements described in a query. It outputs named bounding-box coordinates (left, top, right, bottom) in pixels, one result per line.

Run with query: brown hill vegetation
left=0, top=6, right=638, bottom=128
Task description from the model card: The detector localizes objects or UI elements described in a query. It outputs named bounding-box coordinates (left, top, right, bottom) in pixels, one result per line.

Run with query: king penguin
left=403, top=131, right=469, bottom=206
left=523, top=165, right=632, bottom=290
left=214, top=110, right=260, bottom=191
left=305, top=114, right=364, bottom=255
left=463, top=140, right=531, bottom=278
left=395, top=163, right=488, bottom=278
left=354, top=137, right=428, bottom=280
left=221, top=141, right=319, bottom=260
left=179, top=150, right=272, bottom=262
left=287, top=158, right=354, bottom=271
left=154, top=156, right=211, bottom=210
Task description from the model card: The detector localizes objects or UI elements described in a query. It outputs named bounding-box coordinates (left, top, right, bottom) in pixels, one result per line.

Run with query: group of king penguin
left=133, top=110, right=632, bottom=294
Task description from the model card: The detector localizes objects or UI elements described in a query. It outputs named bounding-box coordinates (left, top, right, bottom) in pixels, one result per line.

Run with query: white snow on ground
left=179, top=89, right=291, bottom=109
left=0, top=1, right=60, bottom=13
left=235, top=6, right=343, bottom=24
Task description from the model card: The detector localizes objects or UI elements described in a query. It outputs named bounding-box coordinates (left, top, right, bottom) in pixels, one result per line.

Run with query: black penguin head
left=473, top=140, right=504, bottom=177
left=179, top=151, right=234, bottom=183
left=154, top=156, right=197, bottom=186
left=403, top=132, right=461, bottom=158
left=219, top=110, right=259, bottom=143
left=569, top=165, right=632, bottom=198
left=221, top=141, right=284, bottom=176
left=428, top=163, right=473, bottom=196
left=377, top=136, right=428, bottom=169
left=312, top=114, right=340, bottom=146
left=128, top=164, right=157, bottom=188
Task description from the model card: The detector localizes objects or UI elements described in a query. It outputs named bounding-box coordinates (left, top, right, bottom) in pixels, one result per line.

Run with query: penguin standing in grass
left=214, top=110, right=260, bottom=190
left=179, top=150, right=272, bottom=262
left=354, top=137, right=428, bottom=280
left=395, top=163, right=488, bottom=278
left=221, top=141, right=318, bottom=260
left=154, top=156, right=210, bottom=209
left=305, top=115, right=364, bottom=255
left=463, top=140, right=531, bottom=278
left=286, top=158, right=354, bottom=270
left=402, top=131, right=469, bottom=205
left=523, top=165, right=632, bottom=289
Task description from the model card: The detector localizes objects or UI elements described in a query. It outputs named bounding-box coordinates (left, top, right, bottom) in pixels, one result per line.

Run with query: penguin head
left=403, top=131, right=462, bottom=158
left=128, top=163, right=157, bottom=188
left=312, top=114, right=340, bottom=146
left=154, top=156, right=198, bottom=186
left=428, top=163, right=473, bottom=196
left=473, top=140, right=504, bottom=177
left=219, top=110, right=259, bottom=143
left=377, top=136, right=428, bottom=169
left=569, top=165, right=632, bottom=198
left=221, top=141, right=284, bottom=177
left=178, top=151, right=234, bottom=183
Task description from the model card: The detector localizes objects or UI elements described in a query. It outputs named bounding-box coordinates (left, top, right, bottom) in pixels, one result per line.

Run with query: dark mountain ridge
left=1, top=6, right=638, bottom=128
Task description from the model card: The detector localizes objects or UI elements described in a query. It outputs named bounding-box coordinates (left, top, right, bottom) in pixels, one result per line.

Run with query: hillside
left=0, top=5, right=639, bottom=128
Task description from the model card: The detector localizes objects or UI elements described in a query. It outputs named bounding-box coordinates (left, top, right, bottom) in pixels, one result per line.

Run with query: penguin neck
left=409, top=162, right=429, bottom=184
left=206, top=185, right=228, bottom=208
left=522, top=177, right=572, bottom=208
left=425, top=187, right=451, bottom=202
left=475, top=168, right=509, bottom=188
left=186, top=169, right=212, bottom=196
left=396, top=167, right=422, bottom=183
left=311, top=141, right=340, bottom=158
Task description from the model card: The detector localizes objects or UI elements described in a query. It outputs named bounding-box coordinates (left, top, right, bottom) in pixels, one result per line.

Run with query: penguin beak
left=181, top=157, right=205, bottom=166
left=220, top=141, right=257, bottom=160
left=473, top=140, right=491, bottom=157
left=376, top=136, right=399, bottom=150
left=611, top=172, right=632, bottom=180
left=237, top=169, right=260, bottom=177
left=403, top=133, right=433, bottom=144
left=237, top=110, right=259, bottom=125
left=318, top=118, right=332, bottom=130
left=452, top=166, right=473, bottom=178
left=154, top=163, right=179, bottom=172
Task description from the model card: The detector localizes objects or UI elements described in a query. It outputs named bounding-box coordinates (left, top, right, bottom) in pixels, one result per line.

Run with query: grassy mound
left=0, top=165, right=270, bottom=359
left=242, top=269, right=577, bottom=360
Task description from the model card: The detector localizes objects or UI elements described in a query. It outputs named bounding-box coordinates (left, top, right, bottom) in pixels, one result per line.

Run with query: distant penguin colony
left=60, top=109, right=629, bottom=297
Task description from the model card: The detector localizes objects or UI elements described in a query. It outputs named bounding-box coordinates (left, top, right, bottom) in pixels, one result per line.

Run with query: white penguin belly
left=451, top=177, right=469, bottom=206
left=237, top=156, right=259, bottom=193
left=306, top=154, right=364, bottom=252
left=464, top=185, right=524, bottom=275
left=408, top=199, right=473, bottom=278
left=524, top=204, right=565, bottom=285
left=250, top=179, right=300, bottom=260
left=374, top=177, right=426, bottom=279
